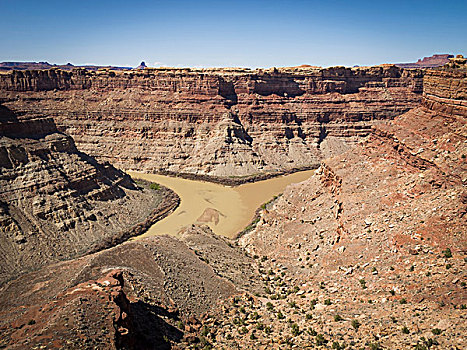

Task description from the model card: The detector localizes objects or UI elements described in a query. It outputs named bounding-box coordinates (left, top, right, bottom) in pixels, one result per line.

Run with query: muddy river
left=128, top=170, right=315, bottom=238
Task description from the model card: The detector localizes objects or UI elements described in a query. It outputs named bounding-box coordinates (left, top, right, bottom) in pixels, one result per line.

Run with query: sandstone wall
left=0, top=105, right=178, bottom=283
left=422, top=69, right=467, bottom=117
left=0, top=66, right=423, bottom=178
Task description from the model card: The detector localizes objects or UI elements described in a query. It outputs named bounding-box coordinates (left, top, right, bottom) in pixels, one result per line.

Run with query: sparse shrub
left=414, top=337, right=439, bottom=349
left=316, top=334, right=327, bottom=346
left=446, top=263, right=452, bottom=269
left=442, top=248, right=452, bottom=258
left=264, top=326, right=271, bottom=334
left=359, top=279, right=367, bottom=289
left=390, top=290, right=395, bottom=296
left=250, top=311, right=260, bottom=320
left=402, top=326, right=410, bottom=334
left=256, top=323, right=264, bottom=330
left=369, top=343, right=382, bottom=350
left=310, top=298, right=318, bottom=309
left=324, top=298, right=332, bottom=305
left=239, top=306, right=246, bottom=314
left=351, top=319, right=360, bottom=330
left=250, top=332, right=256, bottom=340
left=332, top=341, right=345, bottom=350
left=291, top=323, right=300, bottom=336
left=400, top=298, right=407, bottom=304
left=431, top=328, right=442, bottom=335
left=308, top=327, right=317, bottom=336
left=334, top=314, right=343, bottom=322
left=277, top=311, right=285, bottom=320
left=288, top=301, right=297, bottom=308
left=27, top=319, right=36, bottom=325
left=409, top=265, right=415, bottom=272
left=306, top=313, right=312, bottom=320
left=149, top=183, right=160, bottom=190
left=266, top=302, right=274, bottom=311
left=201, top=326, right=210, bottom=336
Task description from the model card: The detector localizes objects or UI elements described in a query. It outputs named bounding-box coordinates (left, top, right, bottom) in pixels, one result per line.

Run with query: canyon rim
left=1, top=1, right=466, bottom=349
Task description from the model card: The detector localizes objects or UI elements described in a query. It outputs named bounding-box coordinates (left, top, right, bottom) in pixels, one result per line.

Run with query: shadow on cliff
left=125, top=300, right=184, bottom=350
left=0, top=104, right=18, bottom=123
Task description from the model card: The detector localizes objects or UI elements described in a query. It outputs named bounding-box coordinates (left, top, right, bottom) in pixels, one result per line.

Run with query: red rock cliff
left=0, top=65, right=422, bottom=178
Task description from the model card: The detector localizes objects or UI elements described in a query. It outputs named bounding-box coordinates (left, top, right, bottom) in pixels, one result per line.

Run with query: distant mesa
left=395, top=54, right=454, bottom=68
left=0, top=61, right=131, bottom=71
left=136, top=61, right=147, bottom=69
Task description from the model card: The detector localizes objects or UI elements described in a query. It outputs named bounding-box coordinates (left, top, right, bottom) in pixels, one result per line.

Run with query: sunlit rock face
left=0, top=65, right=422, bottom=178
left=0, top=104, right=176, bottom=283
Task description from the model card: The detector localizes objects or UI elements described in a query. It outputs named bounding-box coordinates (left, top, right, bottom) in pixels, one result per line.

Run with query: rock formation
left=233, top=64, right=466, bottom=349
left=0, top=60, right=465, bottom=349
left=0, top=65, right=422, bottom=179
left=0, top=105, right=178, bottom=283
left=0, top=226, right=261, bottom=349
left=396, top=54, right=454, bottom=68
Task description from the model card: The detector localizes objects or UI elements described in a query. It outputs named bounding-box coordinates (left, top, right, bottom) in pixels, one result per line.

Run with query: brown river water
left=128, top=170, right=315, bottom=238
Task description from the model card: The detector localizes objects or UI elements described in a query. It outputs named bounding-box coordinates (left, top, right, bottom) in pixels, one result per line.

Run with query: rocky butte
left=0, top=56, right=465, bottom=349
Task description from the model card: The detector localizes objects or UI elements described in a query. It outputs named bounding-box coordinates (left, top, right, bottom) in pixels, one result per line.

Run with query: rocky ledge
left=0, top=65, right=422, bottom=179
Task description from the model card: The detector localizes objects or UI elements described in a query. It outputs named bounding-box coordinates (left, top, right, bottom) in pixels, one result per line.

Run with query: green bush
left=291, top=323, right=300, bottom=336
left=351, top=319, right=360, bottom=330
left=149, top=183, right=160, bottom=190
left=442, top=248, right=452, bottom=258
left=316, top=334, right=327, bottom=346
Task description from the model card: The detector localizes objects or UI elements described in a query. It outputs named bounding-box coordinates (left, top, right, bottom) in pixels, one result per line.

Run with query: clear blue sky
left=1, top=0, right=465, bottom=68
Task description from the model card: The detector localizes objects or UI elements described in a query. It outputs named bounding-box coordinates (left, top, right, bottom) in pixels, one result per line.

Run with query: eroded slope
left=0, top=106, right=178, bottom=283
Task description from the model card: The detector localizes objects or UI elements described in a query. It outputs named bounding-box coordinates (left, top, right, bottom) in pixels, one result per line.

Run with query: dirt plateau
left=0, top=59, right=466, bottom=350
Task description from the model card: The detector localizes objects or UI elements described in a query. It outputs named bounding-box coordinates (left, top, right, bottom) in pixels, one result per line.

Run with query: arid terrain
left=0, top=55, right=465, bottom=349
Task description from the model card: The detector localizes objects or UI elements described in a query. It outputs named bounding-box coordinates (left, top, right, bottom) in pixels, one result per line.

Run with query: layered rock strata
left=231, top=66, right=466, bottom=348
left=0, top=106, right=178, bottom=283
left=0, top=65, right=422, bottom=178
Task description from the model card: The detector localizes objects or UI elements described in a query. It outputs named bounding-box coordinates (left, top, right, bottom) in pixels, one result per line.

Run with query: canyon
left=0, top=56, right=465, bottom=349
left=0, top=64, right=422, bottom=179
